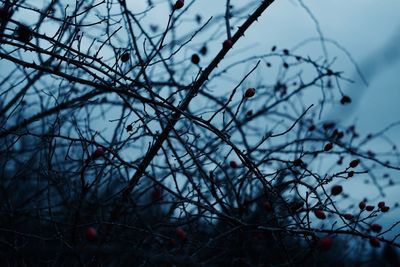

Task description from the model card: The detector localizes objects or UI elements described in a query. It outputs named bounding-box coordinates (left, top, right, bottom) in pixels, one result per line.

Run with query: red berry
left=347, top=171, right=354, bottom=178
left=293, top=158, right=303, bottom=167
left=0, top=8, right=10, bottom=21
left=331, top=185, right=343, bottom=196
left=344, top=213, right=354, bottom=220
left=314, top=209, right=326, bottom=220
left=91, top=146, right=105, bottom=159
left=340, top=95, right=352, bottom=105
left=323, top=122, right=335, bottom=130
left=365, top=205, right=374, bottom=211
left=245, top=88, right=256, bottom=98
left=349, top=159, right=360, bottom=168
left=120, top=52, right=130, bottom=62
left=324, top=143, right=333, bottom=151
left=230, top=160, right=238, bottom=168
left=378, top=201, right=385, bottom=209
left=223, top=39, right=232, bottom=49
left=16, top=24, right=32, bottom=43
left=174, top=0, right=184, bottom=9
left=200, top=45, right=207, bottom=55
left=282, top=49, right=289, bottom=55
left=318, top=237, right=333, bottom=251
left=290, top=202, right=304, bottom=212
left=370, top=224, right=382, bottom=233
left=85, top=227, right=97, bottom=241
left=191, top=54, right=200, bottom=64
left=151, top=185, right=163, bottom=202
left=175, top=227, right=187, bottom=241
left=359, top=201, right=366, bottom=210
left=262, top=201, right=272, bottom=212
left=369, top=237, right=380, bottom=247
left=381, top=206, right=390, bottom=212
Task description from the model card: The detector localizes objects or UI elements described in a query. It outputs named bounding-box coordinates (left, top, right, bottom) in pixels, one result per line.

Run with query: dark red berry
left=230, top=160, right=238, bottom=168
left=151, top=185, right=163, bottom=202
left=314, top=209, right=326, bottom=220
left=120, top=52, right=130, bottom=62
left=349, top=159, right=360, bottom=168
left=369, top=237, right=380, bottom=247
left=323, top=122, right=335, bottom=130
left=331, top=185, right=343, bottom=196
left=175, top=227, right=187, bottom=241
left=245, top=88, right=256, bottom=98
left=340, top=95, right=352, bottom=105
left=85, top=227, right=97, bottom=241
left=191, top=54, right=200, bottom=64
left=0, top=8, right=10, bottom=22
left=126, top=124, right=133, bottom=132
left=359, top=201, right=366, bottom=210
left=290, top=202, right=304, bottom=212
left=282, top=49, right=289, bottom=55
left=91, top=147, right=105, bottom=160
left=378, top=201, right=385, bottom=209
left=16, top=24, right=32, bottom=43
left=262, top=201, right=273, bottom=212
left=381, top=206, right=390, bottom=212
left=365, top=205, right=374, bottom=212
left=318, top=237, right=333, bottom=251
left=324, top=143, right=333, bottom=151
left=293, top=158, right=303, bottom=167
left=174, top=0, right=184, bottom=9
left=370, top=224, right=382, bottom=233
left=200, top=45, right=207, bottom=55
left=348, top=171, right=354, bottom=177
left=223, top=39, right=232, bottom=49
left=344, top=213, right=354, bottom=220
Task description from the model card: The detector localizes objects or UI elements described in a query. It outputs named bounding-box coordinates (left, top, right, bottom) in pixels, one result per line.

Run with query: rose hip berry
left=175, top=227, right=187, bottom=241
left=381, top=206, right=390, bottom=212
left=344, top=214, right=354, bottom=220
left=85, top=227, right=97, bottom=241
left=91, top=147, right=105, bottom=160
left=324, top=143, right=333, bottom=151
left=293, top=158, right=303, bottom=167
left=340, top=95, right=352, bottom=105
left=370, top=224, right=382, bottom=233
left=314, top=209, right=326, bottom=220
left=191, top=54, right=200, bottom=64
left=174, top=0, right=184, bottom=9
left=331, top=185, right=343, bottom=196
left=349, top=159, right=360, bottom=168
left=365, top=205, right=374, bottom=212
left=245, top=88, right=256, bottom=98
left=262, top=201, right=273, bottom=212
left=318, top=237, right=333, bottom=251
left=223, top=39, right=232, bottom=49
left=120, top=52, right=130, bottom=62
left=230, top=160, right=238, bottom=168
left=369, top=237, right=380, bottom=247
